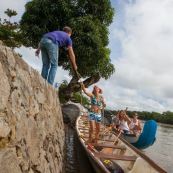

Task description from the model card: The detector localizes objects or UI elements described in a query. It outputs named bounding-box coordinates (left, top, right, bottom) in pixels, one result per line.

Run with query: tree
left=20, top=0, right=115, bottom=101
left=0, top=9, right=22, bottom=49
left=58, top=80, right=90, bottom=104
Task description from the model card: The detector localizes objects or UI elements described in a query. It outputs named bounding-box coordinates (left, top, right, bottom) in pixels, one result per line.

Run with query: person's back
left=43, top=31, right=72, bottom=47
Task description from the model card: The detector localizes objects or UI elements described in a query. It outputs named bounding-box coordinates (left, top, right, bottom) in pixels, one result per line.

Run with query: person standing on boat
left=129, top=113, right=142, bottom=134
left=119, top=110, right=131, bottom=134
left=80, top=82, right=106, bottom=144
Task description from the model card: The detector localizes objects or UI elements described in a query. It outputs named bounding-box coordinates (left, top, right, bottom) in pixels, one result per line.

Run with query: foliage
left=73, top=92, right=90, bottom=105
left=58, top=80, right=90, bottom=104
left=0, top=9, right=22, bottom=49
left=58, top=80, right=69, bottom=103
left=20, top=0, right=115, bottom=80
left=105, top=109, right=173, bottom=125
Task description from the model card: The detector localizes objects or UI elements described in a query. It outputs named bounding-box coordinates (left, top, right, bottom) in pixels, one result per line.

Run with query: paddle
left=100, top=131, right=122, bottom=154
left=100, top=107, right=128, bottom=153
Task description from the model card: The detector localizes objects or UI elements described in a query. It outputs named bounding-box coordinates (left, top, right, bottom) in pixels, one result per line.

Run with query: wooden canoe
left=112, top=120, right=157, bottom=149
left=76, top=115, right=167, bottom=173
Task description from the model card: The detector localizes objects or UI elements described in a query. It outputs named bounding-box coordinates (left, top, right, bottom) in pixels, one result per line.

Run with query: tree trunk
left=59, top=72, right=101, bottom=101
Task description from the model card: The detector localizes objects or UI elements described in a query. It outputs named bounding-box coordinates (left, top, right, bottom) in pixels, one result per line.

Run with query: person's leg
left=95, top=122, right=101, bottom=144
left=95, top=112, right=102, bottom=144
left=89, top=121, right=95, bottom=144
left=40, top=38, right=50, bottom=80
left=88, top=112, right=96, bottom=144
left=47, top=42, right=58, bottom=85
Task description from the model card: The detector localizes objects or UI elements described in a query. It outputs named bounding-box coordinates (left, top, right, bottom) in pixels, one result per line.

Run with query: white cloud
left=0, top=0, right=173, bottom=113
left=104, top=0, right=173, bottom=113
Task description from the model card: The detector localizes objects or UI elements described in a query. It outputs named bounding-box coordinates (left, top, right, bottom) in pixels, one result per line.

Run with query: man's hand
left=73, top=64, right=77, bottom=70
left=35, top=49, right=40, bottom=57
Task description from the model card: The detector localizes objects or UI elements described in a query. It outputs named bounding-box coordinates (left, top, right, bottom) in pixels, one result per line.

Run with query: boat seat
left=93, top=152, right=137, bottom=161
left=84, top=136, right=115, bottom=142
left=80, top=131, right=110, bottom=136
left=91, top=144, right=126, bottom=150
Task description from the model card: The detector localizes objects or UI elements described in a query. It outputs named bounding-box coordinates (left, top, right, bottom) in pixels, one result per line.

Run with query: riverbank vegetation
left=104, top=109, right=173, bottom=125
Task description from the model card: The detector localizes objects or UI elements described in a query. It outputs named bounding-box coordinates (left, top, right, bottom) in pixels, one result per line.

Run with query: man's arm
left=68, top=46, right=77, bottom=70
left=35, top=44, right=40, bottom=56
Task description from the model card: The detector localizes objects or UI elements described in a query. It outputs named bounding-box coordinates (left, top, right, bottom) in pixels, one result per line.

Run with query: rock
left=0, top=62, right=11, bottom=111
left=0, top=149, right=22, bottom=173
left=0, top=43, right=65, bottom=173
left=61, top=103, right=80, bottom=124
left=0, top=117, right=10, bottom=138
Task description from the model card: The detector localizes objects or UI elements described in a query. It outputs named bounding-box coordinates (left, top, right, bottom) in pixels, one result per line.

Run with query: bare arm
left=68, top=46, right=77, bottom=70
left=101, top=95, right=106, bottom=108
left=80, top=82, right=93, bottom=98
left=138, top=120, right=142, bottom=131
left=124, top=114, right=131, bottom=124
left=35, top=44, right=40, bottom=56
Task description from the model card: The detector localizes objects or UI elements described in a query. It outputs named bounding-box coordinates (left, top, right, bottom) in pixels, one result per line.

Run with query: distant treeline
left=104, top=110, right=173, bottom=125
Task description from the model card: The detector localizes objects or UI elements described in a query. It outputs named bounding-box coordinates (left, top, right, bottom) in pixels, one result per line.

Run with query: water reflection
left=65, top=127, right=95, bottom=173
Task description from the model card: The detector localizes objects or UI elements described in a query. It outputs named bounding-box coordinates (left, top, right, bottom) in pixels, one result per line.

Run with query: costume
left=89, top=112, right=102, bottom=123
left=119, top=119, right=130, bottom=134
left=40, top=31, right=72, bottom=85
left=91, top=95, right=102, bottom=106
left=89, top=95, right=102, bottom=123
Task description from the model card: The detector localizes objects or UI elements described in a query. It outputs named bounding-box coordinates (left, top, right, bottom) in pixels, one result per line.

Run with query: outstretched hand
left=79, top=82, right=84, bottom=85
left=73, top=64, right=77, bottom=70
left=35, top=49, right=40, bottom=57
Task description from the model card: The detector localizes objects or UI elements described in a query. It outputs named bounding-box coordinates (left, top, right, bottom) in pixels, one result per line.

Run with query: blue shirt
left=43, top=31, right=72, bottom=47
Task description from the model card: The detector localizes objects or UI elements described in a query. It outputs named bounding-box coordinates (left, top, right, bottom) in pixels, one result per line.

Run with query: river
left=65, top=122, right=173, bottom=173
left=143, top=122, right=173, bottom=173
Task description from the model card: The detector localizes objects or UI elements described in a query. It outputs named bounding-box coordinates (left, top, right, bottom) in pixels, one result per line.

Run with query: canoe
left=76, top=115, right=167, bottom=173
left=112, top=120, right=157, bottom=149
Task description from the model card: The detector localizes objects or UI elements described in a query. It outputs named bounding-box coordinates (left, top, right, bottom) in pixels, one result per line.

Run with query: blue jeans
left=123, top=130, right=130, bottom=134
left=40, top=37, right=59, bottom=85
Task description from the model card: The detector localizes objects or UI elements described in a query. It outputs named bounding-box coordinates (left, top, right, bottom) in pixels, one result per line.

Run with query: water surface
left=143, top=123, right=173, bottom=173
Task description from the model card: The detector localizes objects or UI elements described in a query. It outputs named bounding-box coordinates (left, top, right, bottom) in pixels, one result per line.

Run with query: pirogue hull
left=76, top=115, right=167, bottom=173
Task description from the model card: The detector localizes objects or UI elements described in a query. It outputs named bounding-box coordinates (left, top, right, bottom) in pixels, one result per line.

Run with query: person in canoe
left=111, top=110, right=120, bottom=129
left=118, top=110, right=131, bottom=134
left=129, top=112, right=142, bottom=134
left=80, top=82, right=106, bottom=144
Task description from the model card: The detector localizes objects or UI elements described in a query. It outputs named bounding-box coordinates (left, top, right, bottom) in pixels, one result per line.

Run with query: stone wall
left=0, top=42, right=65, bottom=173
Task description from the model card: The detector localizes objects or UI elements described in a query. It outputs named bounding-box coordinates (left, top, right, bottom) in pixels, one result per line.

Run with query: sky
left=0, top=0, right=173, bottom=113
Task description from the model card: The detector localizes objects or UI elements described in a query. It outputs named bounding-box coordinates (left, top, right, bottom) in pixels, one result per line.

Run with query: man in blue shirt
left=35, top=26, right=77, bottom=85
